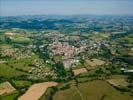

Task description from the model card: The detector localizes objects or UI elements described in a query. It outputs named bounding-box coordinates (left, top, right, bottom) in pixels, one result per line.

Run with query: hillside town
left=0, top=15, right=133, bottom=100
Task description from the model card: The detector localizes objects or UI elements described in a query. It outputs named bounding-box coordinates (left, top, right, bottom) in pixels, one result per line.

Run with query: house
left=121, top=68, right=133, bottom=73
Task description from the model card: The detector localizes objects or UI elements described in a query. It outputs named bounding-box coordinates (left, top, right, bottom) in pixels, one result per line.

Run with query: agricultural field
left=0, top=63, right=27, bottom=78
left=19, top=82, right=58, bottom=100
left=89, top=32, right=109, bottom=41
left=73, top=68, right=88, bottom=75
left=11, top=80, right=32, bottom=89
left=0, top=14, right=133, bottom=100
left=84, top=59, right=105, bottom=70
left=9, top=36, right=31, bottom=44
left=53, top=80, right=133, bottom=100
left=4, top=31, right=31, bottom=44
left=0, top=82, right=16, bottom=96
left=107, top=79, right=129, bottom=87
left=0, top=91, right=20, bottom=100
left=124, top=34, right=133, bottom=44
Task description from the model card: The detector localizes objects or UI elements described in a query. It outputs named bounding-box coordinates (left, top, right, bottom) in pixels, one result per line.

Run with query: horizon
left=1, top=0, right=133, bottom=16
left=1, top=14, right=133, bottom=18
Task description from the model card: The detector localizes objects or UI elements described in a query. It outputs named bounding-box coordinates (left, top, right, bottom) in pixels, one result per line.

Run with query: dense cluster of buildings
left=49, top=41, right=86, bottom=59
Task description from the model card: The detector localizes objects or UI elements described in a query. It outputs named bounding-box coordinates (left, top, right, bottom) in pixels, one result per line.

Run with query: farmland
left=0, top=82, right=16, bottom=96
left=73, top=68, right=87, bottom=75
left=9, top=36, right=31, bottom=44
left=107, top=79, right=129, bottom=87
left=0, top=15, right=133, bottom=100
left=11, top=80, right=32, bottom=89
left=18, top=82, right=58, bottom=100
left=84, top=59, right=105, bottom=70
left=0, top=91, right=20, bottom=100
left=0, top=64, right=26, bottom=78
left=53, top=80, right=133, bottom=100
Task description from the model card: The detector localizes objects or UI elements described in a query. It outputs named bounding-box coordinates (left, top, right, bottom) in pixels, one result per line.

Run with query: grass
left=84, top=59, right=105, bottom=70
left=0, top=56, right=40, bottom=78
left=117, top=34, right=133, bottom=44
left=0, top=91, right=20, bottom=100
left=39, top=87, right=56, bottom=100
left=89, top=32, right=108, bottom=41
left=0, top=54, right=46, bottom=79
left=77, top=77, right=92, bottom=83
left=125, top=35, right=133, bottom=44
left=11, top=80, right=32, bottom=89
left=53, top=80, right=133, bottom=100
left=10, top=36, right=30, bottom=44
left=0, top=63, right=26, bottom=78
left=8, top=62, right=31, bottom=72
left=0, top=44, right=12, bottom=48
left=54, top=86, right=80, bottom=100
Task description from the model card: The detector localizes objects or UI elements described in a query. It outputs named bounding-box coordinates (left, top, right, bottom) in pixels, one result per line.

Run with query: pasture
left=0, top=63, right=26, bottom=78
left=0, top=91, right=20, bottom=100
left=11, top=80, right=32, bottom=89
left=53, top=80, right=133, bottom=100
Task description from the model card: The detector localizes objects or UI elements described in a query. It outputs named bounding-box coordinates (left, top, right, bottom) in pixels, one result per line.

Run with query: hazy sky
left=0, top=0, right=133, bottom=16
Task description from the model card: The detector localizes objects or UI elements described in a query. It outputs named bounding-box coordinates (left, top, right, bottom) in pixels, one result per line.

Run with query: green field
left=0, top=63, right=27, bottom=78
left=10, top=36, right=31, bottom=44
left=11, top=80, right=32, bottom=89
left=125, top=34, right=133, bottom=43
left=0, top=91, right=20, bottom=100
left=53, top=80, right=133, bottom=100
left=0, top=56, right=40, bottom=78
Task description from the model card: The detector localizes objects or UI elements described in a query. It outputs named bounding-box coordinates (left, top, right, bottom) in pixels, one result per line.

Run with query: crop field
left=53, top=80, right=133, bottom=100
left=84, top=59, right=105, bottom=70
left=19, top=82, right=58, bottom=100
left=0, top=11, right=133, bottom=100
left=0, top=82, right=16, bottom=96
left=107, top=79, right=129, bottom=87
left=73, top=68, right=88, bottom=75
left=92, top=59, right=105, bottom=65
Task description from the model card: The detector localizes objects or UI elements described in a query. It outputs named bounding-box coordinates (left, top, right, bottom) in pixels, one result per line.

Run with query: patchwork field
left=53, top=80, right=133, bottom=100
left=0, top=82, right=16, bottom=96
left=19, top=82, right=58, bottom=100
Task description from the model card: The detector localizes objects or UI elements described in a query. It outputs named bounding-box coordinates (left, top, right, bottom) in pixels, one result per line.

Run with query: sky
left=0, top=0, right=133, bottom=16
